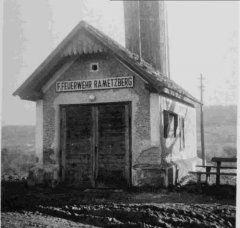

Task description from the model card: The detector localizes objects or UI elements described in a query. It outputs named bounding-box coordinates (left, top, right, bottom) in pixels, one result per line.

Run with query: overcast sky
left=2, top=0, right=239, bottom=125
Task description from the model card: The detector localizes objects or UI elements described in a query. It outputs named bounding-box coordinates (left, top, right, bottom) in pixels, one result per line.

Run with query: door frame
left=59, top=101, right=132, bottom=187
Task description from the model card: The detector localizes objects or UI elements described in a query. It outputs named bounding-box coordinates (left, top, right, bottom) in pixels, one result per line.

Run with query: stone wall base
left=27, top=164, right=59, bottom=188
left=133, top=157, right=202, bottom=188
left=161, top=157, right=202, bottom=187
left=29, top=157, right=202, bottom=188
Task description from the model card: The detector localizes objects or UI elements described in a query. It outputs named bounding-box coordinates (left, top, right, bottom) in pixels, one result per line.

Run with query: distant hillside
left=1, top=125, right=36, bottom=177
left=197, top=105, right=237, bottom=126
left=1, top=125, right=35, bottom=150
left=196, top=105, right=237, bottom=161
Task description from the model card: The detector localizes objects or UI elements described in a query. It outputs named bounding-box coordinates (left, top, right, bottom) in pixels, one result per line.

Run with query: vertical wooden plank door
left=61, top=105, right=94, bottom=187
left=61, top=103, right=130, bottom=188
left=97, top=104, right=130, bottom=188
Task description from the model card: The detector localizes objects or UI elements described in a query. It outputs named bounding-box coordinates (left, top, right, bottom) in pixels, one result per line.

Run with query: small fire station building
left=14, top=2, right=201, bottom=188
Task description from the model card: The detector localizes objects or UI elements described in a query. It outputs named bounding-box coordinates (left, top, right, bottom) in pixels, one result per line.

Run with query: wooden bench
left=211, top=157, right=237, bottom=185
left=189, top=165, right=214, bottom=185
left=189, top=157, right=237, bottom=186
left=196, top=165, right=237, bottom=169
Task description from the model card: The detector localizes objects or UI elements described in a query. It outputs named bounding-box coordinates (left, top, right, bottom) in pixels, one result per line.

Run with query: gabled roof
left=13, top=20, right=200, bottom=105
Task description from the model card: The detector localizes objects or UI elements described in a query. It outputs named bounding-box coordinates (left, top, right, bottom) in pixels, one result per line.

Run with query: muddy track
left=1, top=181, right=236, bottom=228
left=27, top=203, right=234, bottom=228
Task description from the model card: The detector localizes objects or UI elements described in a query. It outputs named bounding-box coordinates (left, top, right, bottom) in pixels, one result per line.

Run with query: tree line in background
left=1, top=147, right=36, bottom=179
left=1, top=126, right=36, bottom=179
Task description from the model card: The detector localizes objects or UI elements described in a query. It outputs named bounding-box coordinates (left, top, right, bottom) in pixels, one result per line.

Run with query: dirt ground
left=1, top=181, right=236, bottom=228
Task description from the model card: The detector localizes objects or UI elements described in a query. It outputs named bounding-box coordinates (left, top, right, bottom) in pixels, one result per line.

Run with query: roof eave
left=16, top=90, right=43, bottom=101
left=13, top=21, right=89, bottom=98
left=112, top=52, right=201, bottom=106
left=84, top=24, right=201, bottom=105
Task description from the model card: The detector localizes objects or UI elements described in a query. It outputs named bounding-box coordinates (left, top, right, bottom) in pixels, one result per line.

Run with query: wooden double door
left=60, top=103, right=131, bottom=188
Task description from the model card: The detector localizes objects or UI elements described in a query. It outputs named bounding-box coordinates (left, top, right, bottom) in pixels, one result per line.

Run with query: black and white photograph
left=1, top=0, right=239, bottom=227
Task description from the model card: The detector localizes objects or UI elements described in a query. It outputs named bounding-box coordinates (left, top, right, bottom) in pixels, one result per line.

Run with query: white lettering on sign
left=56, top=76, right=134, bottom=92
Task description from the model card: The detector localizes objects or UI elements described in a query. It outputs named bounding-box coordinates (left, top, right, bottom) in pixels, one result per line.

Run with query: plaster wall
left=132, top=93, right=163, bottom=186
left=150, top=93, right=161, bottom=147
left=134, top=94, right=199, bottom=187
left=160, top=96, right=197, bottom=162
left=42, top=53, right=151, bottom=186
left=159, top=96, right=200, bottom=181
left=35, top=100, right=43, bottom=164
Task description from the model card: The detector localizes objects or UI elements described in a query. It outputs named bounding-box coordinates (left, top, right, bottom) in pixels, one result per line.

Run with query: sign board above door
left=56, top=76, right=134, bottom=92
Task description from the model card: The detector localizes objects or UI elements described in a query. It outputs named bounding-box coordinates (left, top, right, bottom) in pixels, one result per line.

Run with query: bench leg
left=205, top=167, right=211, bottom=185
left=197, top=173, right=201, bottom=186
left=216, top=175, right=220, bottom=186
left=206, top=173, right=210, bottom=185
left=216, top=162, right=221, bottom=186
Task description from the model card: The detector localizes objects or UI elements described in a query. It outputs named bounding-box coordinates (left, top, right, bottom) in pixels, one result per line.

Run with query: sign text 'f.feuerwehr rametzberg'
left=56, top=76, right=134, bottom=92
